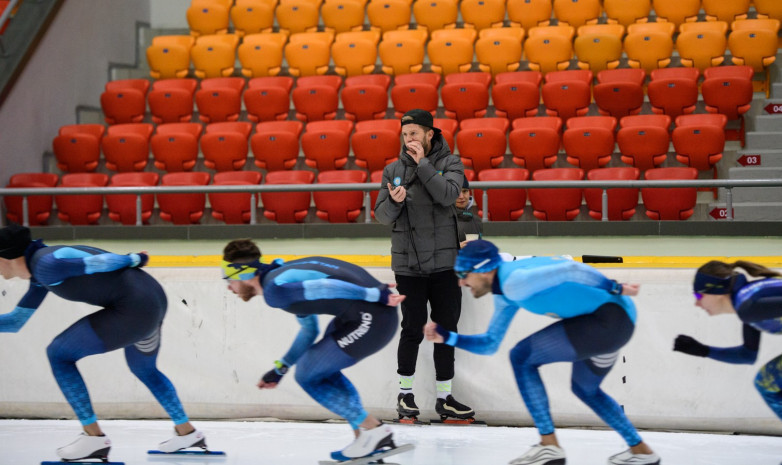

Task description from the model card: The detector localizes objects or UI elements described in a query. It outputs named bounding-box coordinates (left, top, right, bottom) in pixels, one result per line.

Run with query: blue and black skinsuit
left=0, top=241, right=189, bottom=427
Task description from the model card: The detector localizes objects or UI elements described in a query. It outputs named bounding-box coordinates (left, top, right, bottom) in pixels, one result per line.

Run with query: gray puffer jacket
left=374, top=136, right=465, bottom=276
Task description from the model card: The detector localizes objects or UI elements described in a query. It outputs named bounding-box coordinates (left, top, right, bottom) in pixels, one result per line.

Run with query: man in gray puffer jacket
left=374, top=109, right=475, bottom=423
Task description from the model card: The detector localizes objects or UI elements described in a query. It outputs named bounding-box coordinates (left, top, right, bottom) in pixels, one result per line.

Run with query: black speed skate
left=394, top=393, right=426, bottom=424
left=433, top=395, right=484, bottom=425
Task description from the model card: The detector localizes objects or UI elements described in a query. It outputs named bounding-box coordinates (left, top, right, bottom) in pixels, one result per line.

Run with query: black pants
left=395, top=270, right=462, bottom=381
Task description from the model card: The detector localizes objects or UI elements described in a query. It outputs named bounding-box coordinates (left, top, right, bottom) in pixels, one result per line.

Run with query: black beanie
left=0, top=223, right=31, bottom=259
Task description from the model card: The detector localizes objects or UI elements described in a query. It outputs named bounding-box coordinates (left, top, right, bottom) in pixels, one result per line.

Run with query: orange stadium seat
left=106, top=172, right=159, bottom=225
left=652, top=0, right=701, bottom=31
left=524, top=25, right=574, bottom=74
left=701, top=65, right=753, bottom=146
left=244, top=76, right=294, bottom=122
left=455, top=117, right=509, bottom=174
left=314, top=170, right=368, bottom=222
left=435, top=118, right=459, bottom=150
left=262, top=170, right=315, bottom=223
left=541, top=69, right=593, bottom=122
left=55, top=173, right=109, bottom=225
left=150, top=122, right=203, bottom=172
left=285, top=31, right=334, bottom=76
left=276, top=0, right=320, bottom=34
left=52, top=124, right=105, bottom=173
left=604, top=0, right=651, bottom=27
left=460, top=0, right=506, bottom=31
left=157, top=171, right=212, bottom=225
left=441, top=72, right=491, bottom=121
left=251, top=120, right=304, bottom=171
left=292, top=74, right=342, bottom=121
left=101, top=123, right=154, bottom=172
left=754, top=0, right=782, bottom=23
left=195, top=77, right=245, bottom=123
left=238, top=32, right=288, bottom=77
left=507, top=0, right=551, bottom=30
left=302, top=120, right=355, bottom=171
left=413, top=0, right=458, bottom=35
left=640, top=166, right=698, bottom=220
left=528, top=167, right=584, bottom=221
left=209, top=170, right=263, bottom=224
left=476, top=27, right=524, bottom=76
left=332, top=30, right=381, bottom=76
left=616, top=114, right=671, bottom=171
left=584, top=167, right=640, bottom=221
left=474, top=168, right=529, bottom=221
left=702, top=0, right=750, bottom=24
left=378, top=29, right=427, bottom=75
left=352, top=119, right=401, bottom=172
left=4, top=173, right=59, bottom=226
left=728, top=19, right=780, bottom=95
left=190, top=33, right=240, bottom=79
left=574, top=24, right=625, bottom=73
left=321, top=0, right=367, bottom=34
left=509, top=116, right=562, bottom=174
left=492, top=71, right=542, bottom=120
left=563, top=116, right=617, bottom=172
left=676, top=21, right=728, bottom=72
left=647, top=67, right=700, bottom=119
left=100, top=79, right=149, bottom=125
left=230, top=0, right=276, bottom=36
left=186, top=0, right=230, bottom=36
left=390, top=72, right=440, bottom=117
left=553, top=0, right=601, bottom=28
left=146, top=35, right=194, bottom=79
left=428, top=28, right=477, bottom=76
left=201, top=121, right=252, bottom=172
left=341, top=74, right=391, bottom=121
left=623, top=22, right=675, bottom=72
left=148, top=78, right=197, bottom=124
left=593, top=68, right=646, bottom=119
left=367, top=0, right=412, bottom=33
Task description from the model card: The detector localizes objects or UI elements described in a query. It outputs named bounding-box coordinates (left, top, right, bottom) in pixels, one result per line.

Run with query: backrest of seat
left=262, top=170, right=315, bottom=223
left=237, top=32, right=287, bottom=77
left=148, top=78, right=198, bottom=124
left=475, top=27, right=524, bottom=76
left=583, top=166, right=641, bottom=220
left=652, top=0, right=701, bottom=30
left=528, top=167, right=584, bottom=220
left=507, top=0, right=551, bottom=30
left=301, top=120, right=355, bottom=170
left=321, top=0, right=367, bottom=34
left=474, top=167, right=529, bottom=221
left=231, top=0, right=276, bottom=36
left=623, top=29, right=674, bottom=72
left=276, top=0, right=320, bottom=34
left=640, top=166, right=698, bottom=220
left=314, top=169, right=368, bottom=222
left=146, top=35, right=194, bottom=79
left=251, top=120, right=303, bottom=171
left=366, top=0, right=411, bottom=33
left=603, top=0, right=651, bottom=26
left=55, top=173, right=110, bottom=225
left=187, top=0, right=230, bottom=36
left=553, top=0, right=601, bottom=28
left=101, top=123, right=154, bottom=172
left=378, top=29, right=427, bottom=75
left=413, top=0, right=458, bottom=34
left=158, top=171, right=212, bottom=224
left=191, top=33, right=240, bottom=79
left=5, top=173, right=59, bottom=226
left=459, top=0, right=506, bottom=31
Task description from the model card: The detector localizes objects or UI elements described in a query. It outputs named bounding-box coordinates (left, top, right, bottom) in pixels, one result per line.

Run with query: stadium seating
left=562, top=116, right=617, bottom=172
left=672, top=113, right=727, bottom=187
left=148, top=78, right=198, bottom=124
left=101, top=123, right=154, bottom=172
left=243, top=76, right=294, bottom=122
left=541, top=69, right=592, bottom=122
left=340, top=74, right=390, bottom=121
left=754, top=0, right=782, bottom=23
left=524, top=25, right=575, bottom=74
left=427, top=28, right=477, bottom=76
left=230, top=0, right=276, bottom=36
left=456, top=117, right=509, bottom=173
left=553, top=0, right=601, bottom=28
left=332, top=30, right=381, bottom=77
left=52, top=124, right=105, bottom=173
left=390, top=72, right=440, bottom=117
left=441, top=72, right=491, bottom=121
left=459, top=0, right=506, bottom=31
left=434, top=118, right=459, bottom=151
left=378, top=29, right=427, bottom=75
left=474, top=168, right=529, bottom=221
left=321, top=0, right=367, bottom=34
left=4, top=173, right=59, bottom=226
left=641, top=167, right=698, bottom=220
left=146, top=35, right=194, bottom=79
left=194, top=77, right=245, bottom=123
left=291, top=75, right=342, bottom=121
left=623, top=22, right=675, bottom=72
left=491, top=70, right=542, bottom=120
left=583, top=167, right=640, bottom=221
left=593, top=68, right=646, bottom=119
left=276, top=0, right=320, bottom=34
left=251, top=120, right=303, bottom=171
left=237, top=32, right=288, bottom=77
left=352, top=119, right=401, bottom=172
left=701, top=65, right=754, bottom=146
left=186, top=0, right=230, bottom=36
left=528, top=168, right=585, bottom=221
left=652, top=0, right=701, bottom=31
left=106, top=172, right=159, bottom=225
left=209, top=170, right=263, bottom=224
left=366, top=0, right=411, bottom=33
left=702, top=0, right=750, bottom=24
left=262, top=170, right=315, bottom=223
left=475, top=27, right=524, bottom=76
left=676, top=21, right=728, bottom=72
left=647, top=67, right=699, bottom=119
left=509, top=116, right=562, bottom=174
left=616, top=114, right=671, bottom=172
left=285, top=31, right=334, bottom=76
left=413, top=0, right=458, bottom=35
left=604, top=0, right=651, bottom=27
left=157, top=171, right=212, bottom=224
left=190, top=33, right=240, bottom=79
left=574, top=24, right=625, bottom=73
left=314, top=170, right=368, bottom=222
left=150, top=122, right=203, bottom=172
left=302, top=120, right=354, bottom=170
left=55, top=173, right=109, bottom=225
left=728, top=19, right=780, bottom=95
left=507, top=0, right=551, bottom=30
left=100, top=79, right=149, bottom=125
left=201, top=121, right=253, bottom=171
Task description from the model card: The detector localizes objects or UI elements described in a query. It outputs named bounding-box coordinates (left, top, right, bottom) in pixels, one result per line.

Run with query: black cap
left=0, top=223, right=31, bottom=259
left=401, top=109, right=441, bottom=134
left=462, top=176, right=470, bottom=189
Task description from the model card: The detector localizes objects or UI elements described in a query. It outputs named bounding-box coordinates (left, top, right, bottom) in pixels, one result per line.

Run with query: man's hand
left=621, top=283, right=640, bottom=296
left=387, top=183, right=407, bottom=203
left=424, top=322, right=444, bottom=343
left=405, top=140, right=426, bottom=164
left=380, top=283, right=406, bottom=307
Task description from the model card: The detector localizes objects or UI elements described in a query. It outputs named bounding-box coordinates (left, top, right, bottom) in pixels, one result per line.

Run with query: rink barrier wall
left=1, top=257, right=781, bottom=436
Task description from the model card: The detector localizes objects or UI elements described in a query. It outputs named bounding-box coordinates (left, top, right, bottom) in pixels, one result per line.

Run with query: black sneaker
left=397, top=393, right=420, bottom=417
left=435, top=395, right=474, bottom=419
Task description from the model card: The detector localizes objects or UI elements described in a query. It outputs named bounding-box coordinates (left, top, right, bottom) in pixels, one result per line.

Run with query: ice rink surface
left=1, top=419, right=779, bottom=465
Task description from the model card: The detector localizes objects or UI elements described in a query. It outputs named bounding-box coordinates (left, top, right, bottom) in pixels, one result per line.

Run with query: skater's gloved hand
left=130, top=252, right=149, bottom=268
left=258, top=360, right=288, bottom=389
left=673, top=335, right=710, bottom=357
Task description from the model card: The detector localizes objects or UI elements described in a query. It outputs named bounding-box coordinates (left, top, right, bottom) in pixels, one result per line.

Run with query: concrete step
left=749, top=114, right=782, bottom=133
left=725, top=167, right=782, bottom=203
left=735, top=149, right=782, bottom=168
left=745, top=131, right=782, bottom=150
left=708, top=201, right=782, bottom=222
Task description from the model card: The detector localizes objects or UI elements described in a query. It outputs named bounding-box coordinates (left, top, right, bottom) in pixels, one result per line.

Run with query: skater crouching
left=0, top=224, right=205, bottom=461
left=424, top=240, right=660, bottom=465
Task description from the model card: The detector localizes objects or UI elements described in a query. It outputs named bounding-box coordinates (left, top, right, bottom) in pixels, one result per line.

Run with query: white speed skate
left=509, top=444, right=566, bottom=465
left=157, top=429, right=207, bottom=453
left=608, top=449, right=661, bottom=465
left=56, top=432, right=112, bottom=461
left=331, top=424, right=394, bottom=461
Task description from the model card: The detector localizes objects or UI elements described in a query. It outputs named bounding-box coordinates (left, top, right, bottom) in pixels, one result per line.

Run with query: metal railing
left=2, top=177, right=782, bottom=227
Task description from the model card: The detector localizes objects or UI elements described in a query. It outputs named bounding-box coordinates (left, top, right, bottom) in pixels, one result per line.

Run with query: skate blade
left=42, top=462, right=124, bottom=465
left=148, top=450, right=226, bottom=456
left=430, top=417, right=487, bottom=426
left=318, top=443, right=414, bottom=465
left=392, top=417, right=429, bottom=426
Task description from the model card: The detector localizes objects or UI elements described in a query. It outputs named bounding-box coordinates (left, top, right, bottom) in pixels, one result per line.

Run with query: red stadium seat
left=390, top=72, right=440, bottom=118
left=106, top=172, right=159, bottom=225
left=201, top=121, right=253, bottom=171
left=584, top=167, right=640, bottom=221
left=528, top=168, right=584, bottom=221
left=157, top=171, right=212, bottom=224
left=292, top=75, right=343, bottom=122
left=509, top=116, right=562, bottom=174
left=209, top=170, right=263, bottom=224
left=434, top=118, right=459, bottom=151
left=100, top=79, right=150, bottom=125
left=195, top=77, right=245, bottom=123
left=55, top=173, right=109, bottom=225
left=455, top=117, right=508, bottom=174
left=302, top=120, right=355, bottom=171
left=616, top=114, right=671, bottom=171
left=262, top=170, right=315, bottom=223
left=593, top=68, right=646, bottom=119
left=368, top=169, right=383, bottom=219
left=474, top=168, right=529, bottom=221
left=243, top=76, right=294, bottom=123
left=491, top=71, right=542, bottom=120
left=148, top=78, right=197, bottom=124
left=52, top=124, right=105, bottom=173
left=672, top=114, right=727, bottom=193
left=563, top=116, right=617, bottom=172
left=314, top=170, right=368, bottom=222
left=151, top=122, right=203, bottom=172
left=341, top=74, right=391, bottom=121
left=647, top=67, right=700, bottom=119
left=4, top=173, right=59, bottom=226
left=101, top=123, right=154, bottom=172
left=352, top=119, right=401, bottom=172
left=641, top=167, right=698, bottom=220
left=441, top=72, right=491, bottom=121
left=701, top=65, right=754, bottom=146
left=251, top=120, right=304, bottom=171
left=541, top=69, right=592, bottom=122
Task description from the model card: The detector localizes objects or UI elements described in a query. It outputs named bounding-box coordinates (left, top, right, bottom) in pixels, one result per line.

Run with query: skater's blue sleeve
left=443, top=297, right=521, bottom=355
left=705, top=324, right=760, bottom=364
left=501, top=258, right=621, bottom=303
left=280, top=314, right=320, bottom=366
left=34, top=247, right=145, bottom=286
left=264, top=269, right=386, bottom=308
left=0, top=282, right=48, bottom=332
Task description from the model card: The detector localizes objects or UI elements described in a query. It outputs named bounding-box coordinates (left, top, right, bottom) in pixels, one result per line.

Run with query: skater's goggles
left=221, top=259, right=260, bottom=281
left=693, top=272, right=733, bottom=295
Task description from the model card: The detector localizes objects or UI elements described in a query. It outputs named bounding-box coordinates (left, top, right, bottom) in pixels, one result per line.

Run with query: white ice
left=0, top=419, right=779, bottom=465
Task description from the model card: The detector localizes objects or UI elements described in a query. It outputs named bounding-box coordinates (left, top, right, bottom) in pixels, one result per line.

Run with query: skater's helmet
left=455, top=240, right=502, bottom=276
left=0, top=223, right=31, bottom=260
